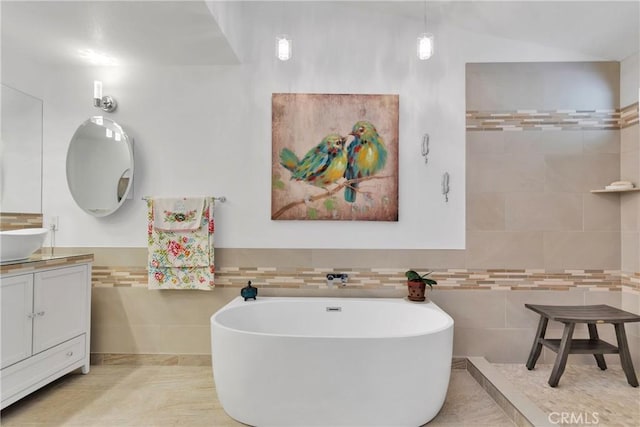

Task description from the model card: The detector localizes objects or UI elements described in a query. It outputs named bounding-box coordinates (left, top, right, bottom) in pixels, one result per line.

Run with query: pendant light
left=417, top=1, right=434, bottom=60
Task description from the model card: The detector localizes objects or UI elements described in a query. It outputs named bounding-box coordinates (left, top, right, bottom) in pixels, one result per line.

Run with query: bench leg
left=526, top=316, right=549, bottom=370
left=587, top=323, right=607, bottom=370
left=614, top=323, right=639, bottom=387
left=549, top=322, right=575, bottom=387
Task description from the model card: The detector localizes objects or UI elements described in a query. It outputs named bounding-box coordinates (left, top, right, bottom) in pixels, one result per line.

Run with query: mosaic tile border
left=466, top=102, right=638, bottom=131
left=0, top=212, right=43, bottom=231
left=620, top=102, right=639, bottom=128
left=92, top=266, right=637, bottom=292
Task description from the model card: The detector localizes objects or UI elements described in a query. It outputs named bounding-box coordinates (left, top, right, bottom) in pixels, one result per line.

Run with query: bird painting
left=279, top=133, right=348, bottom=188
left=344, top=120, right=387, bottom=203
left=271, top=93, right=398, bottom=221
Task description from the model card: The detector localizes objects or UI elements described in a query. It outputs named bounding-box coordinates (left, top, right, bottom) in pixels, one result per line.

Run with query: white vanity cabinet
left=0, top=263, right=91, bottom=409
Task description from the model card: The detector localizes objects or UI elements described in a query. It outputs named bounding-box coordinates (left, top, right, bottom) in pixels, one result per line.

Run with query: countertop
left=0, top=250, right=94, bottom=275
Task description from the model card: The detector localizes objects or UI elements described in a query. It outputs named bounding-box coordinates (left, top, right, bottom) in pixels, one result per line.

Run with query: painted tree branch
left=272, top=175, right=392, bottom=220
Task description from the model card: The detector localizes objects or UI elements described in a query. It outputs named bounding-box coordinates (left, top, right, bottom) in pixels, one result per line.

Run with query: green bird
left=279, top=133, right=348, bottom=188
left=344, top=121, right=387, bottom=203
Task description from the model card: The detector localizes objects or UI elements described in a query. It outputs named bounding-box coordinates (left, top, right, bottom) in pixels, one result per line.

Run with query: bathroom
left=1, top=1, right=638, bottom=426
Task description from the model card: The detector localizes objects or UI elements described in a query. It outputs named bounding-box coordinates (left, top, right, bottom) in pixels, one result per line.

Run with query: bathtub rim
left=211, top=296, right=454, bottom=340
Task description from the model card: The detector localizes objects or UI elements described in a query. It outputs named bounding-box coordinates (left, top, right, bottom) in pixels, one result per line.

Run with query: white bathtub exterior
left=211, top=297, right=454, bottom=427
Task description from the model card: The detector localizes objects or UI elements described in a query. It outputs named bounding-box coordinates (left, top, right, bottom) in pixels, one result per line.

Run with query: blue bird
left=344, top=121, right=387, bottom=203
left=279, top=134, right=348, bottom=188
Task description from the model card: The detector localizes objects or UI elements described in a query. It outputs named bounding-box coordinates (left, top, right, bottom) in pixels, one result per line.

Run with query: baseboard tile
left=91, top=353, right=211, bottom=366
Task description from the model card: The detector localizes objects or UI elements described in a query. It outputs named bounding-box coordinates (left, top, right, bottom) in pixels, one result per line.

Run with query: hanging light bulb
left=417, top=1, right=434, bottom=60
left=276, top=35, right=292, bottom=61
left=417, top=33, right=434, bottom=60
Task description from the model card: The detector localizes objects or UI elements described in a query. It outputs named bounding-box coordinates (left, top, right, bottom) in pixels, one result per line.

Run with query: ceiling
left=1, top=1, right=638, bottom=67
left=1, top=1, right=239, bottom=66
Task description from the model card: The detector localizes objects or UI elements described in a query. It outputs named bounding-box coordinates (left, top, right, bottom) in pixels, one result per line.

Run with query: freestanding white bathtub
left=211, top=297, right=454, bottom=426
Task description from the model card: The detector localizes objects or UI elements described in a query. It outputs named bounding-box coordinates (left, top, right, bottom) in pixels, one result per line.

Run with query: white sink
left=0, top=228, right=49, bottom=263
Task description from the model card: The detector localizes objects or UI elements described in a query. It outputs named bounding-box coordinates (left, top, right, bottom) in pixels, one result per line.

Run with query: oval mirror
left=66, top=117, right=134, bottom=217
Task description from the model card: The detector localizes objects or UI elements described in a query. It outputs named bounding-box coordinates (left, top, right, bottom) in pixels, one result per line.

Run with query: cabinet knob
left=36, top=311, right=45, bottom=316
left=66, top=351, right=74, bottom=357
left=27, top=312, right=36, bottom=319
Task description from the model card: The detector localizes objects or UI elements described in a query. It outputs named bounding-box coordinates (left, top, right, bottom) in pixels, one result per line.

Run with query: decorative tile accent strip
left=466, top=103, right=638, bottom=131
left=0, top=212, right=43, bottom=231
left=621, top=272, right=640, bottom=292
left=92, top=266, right=148, bottom=288
left=92, top=266, right=625, bottom=291
left=620, top=102, right=639, bottom=128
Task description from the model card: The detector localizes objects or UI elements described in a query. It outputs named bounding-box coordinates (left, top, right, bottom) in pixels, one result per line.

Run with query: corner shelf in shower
left=590, top=188, right=640, bottom=193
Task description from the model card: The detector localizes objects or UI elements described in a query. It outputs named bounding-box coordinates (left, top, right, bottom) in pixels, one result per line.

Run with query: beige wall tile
left=583, top=193, right=621, bottom=231
left=621, top=194, right=639, bottom=232
left=583, top=153, right=621, bottom=192
left=453, top=328, right=536, bottom=363
left=543, top=231, right=620, bottom=270
left=583, top=130, right=620, bottom=154
left=502, top=131, right=544, bottom=155
left=622, top=290, right=640, bottom=337
left=584, top=290, right=622, bottom=308
left=538, top=130, right=583, bottom=155
left=466, top=231, right=544, bottom=269
left=505, top=290, right=586, bottom=329
left=621, top=290, right=640, bottom=315
left=620, top=148, right=640, bottom=184
left=621, top=124, right=639, bottom=153
left=621, top=232, right=640, bottom=274
left=541, top=62, right=619, bottom=110
left=505, top=193, right=582, bottom=231
left=544, top=154, right=584, bottom=192
left=216, top=248, right=313, bottom=268
left=92, top=288, right=238, bottom=327
left=466, top=64, right=544, bottom=111
left=430, top=290, right=506, bottom=328
left=466, top=131, right=506, bottom=154
left=467, top=193, right=506, bottom=231
left=160, top=325, right=212, bottom=354
left=310, top=249, right=465, bottom=269
left=87, top=247, right=147, bottom=267
left=467, top=152, right=545, bottom=194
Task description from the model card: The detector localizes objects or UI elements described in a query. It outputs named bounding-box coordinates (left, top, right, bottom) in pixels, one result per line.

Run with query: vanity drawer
left=1, top=334, right=85, bottom=403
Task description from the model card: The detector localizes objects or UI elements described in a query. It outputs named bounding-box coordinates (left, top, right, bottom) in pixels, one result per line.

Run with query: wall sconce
left=276, top=35, right=292, bottom=61
left=93, top=80, right=117, bottom=112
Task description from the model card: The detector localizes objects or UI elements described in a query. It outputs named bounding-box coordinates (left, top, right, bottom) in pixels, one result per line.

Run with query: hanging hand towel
left=153, top=197, right=205, bottom=231
left=147, top=197, right=215, bottom=290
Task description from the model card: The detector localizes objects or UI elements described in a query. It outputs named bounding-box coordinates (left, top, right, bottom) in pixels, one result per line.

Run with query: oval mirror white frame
left=66, top=116, right=134, bottom=217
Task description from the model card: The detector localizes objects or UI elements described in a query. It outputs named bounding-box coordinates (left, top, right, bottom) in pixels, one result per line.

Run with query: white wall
left=2, top=2, right=602, bottom=249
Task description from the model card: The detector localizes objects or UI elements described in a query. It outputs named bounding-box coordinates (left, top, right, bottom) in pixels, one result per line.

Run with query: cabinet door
left=32, top=265, right=88, bottom=354
left=1, top=274, right=34, bottom=369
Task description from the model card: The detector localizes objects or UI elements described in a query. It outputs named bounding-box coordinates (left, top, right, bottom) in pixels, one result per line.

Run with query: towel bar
left=142, top=196, right=226, bottom=203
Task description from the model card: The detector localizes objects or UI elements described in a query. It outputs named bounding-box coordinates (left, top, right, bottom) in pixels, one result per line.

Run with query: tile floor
left=0, top=366, right=514, bottom=426
left=494, top=363, right=640, bottom=427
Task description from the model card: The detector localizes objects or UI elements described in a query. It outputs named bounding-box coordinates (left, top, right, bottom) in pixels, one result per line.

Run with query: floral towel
left=153, top=197, right=205, bottom=231
left=147, top=197, right=215, bottom=290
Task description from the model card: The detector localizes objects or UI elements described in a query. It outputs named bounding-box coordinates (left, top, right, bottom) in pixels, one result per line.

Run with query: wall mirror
left=0, top=84, right=43, bottom=213
left=66, top=117, right=134, bottom=217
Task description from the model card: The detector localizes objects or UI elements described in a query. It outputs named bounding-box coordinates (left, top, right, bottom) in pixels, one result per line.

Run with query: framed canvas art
left=271, top=93, right=399, bottom=221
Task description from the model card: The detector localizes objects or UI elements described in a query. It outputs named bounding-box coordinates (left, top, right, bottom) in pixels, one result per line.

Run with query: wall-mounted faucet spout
left=326, top=273, right=348, bottom=287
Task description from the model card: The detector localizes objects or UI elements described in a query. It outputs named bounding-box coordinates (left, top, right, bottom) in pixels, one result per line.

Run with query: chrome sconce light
left=93, top=80, right=117, bottom=112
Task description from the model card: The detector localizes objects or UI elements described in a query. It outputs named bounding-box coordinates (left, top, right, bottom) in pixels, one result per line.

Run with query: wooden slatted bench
left=525, top=304, right=640, bottom=387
